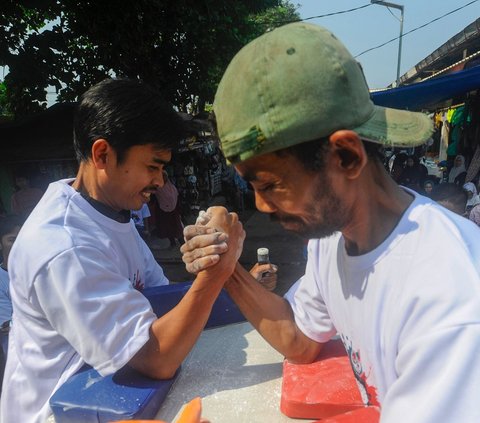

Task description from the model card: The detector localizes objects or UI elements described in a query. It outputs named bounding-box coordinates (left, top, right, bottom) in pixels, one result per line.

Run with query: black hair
left=73, top=78, right=187, bottom=164
left=0, top=216, right=23, bottom=239
left=276, top=137, right=384, bottom=172
left=430, top=183, right=468, bottom=214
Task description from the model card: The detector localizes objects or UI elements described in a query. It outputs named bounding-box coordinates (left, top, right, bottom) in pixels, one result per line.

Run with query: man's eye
left=257, top=184, right=274, bottom=193
left=148, top=165, right=160, bottom=172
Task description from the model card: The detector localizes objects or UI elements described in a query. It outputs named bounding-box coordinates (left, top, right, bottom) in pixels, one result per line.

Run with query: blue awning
left=371, top=65, right=480, bottom=111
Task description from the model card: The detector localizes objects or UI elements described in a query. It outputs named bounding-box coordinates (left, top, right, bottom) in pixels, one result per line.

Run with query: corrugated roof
left=399, top=17, right=480, bottom=85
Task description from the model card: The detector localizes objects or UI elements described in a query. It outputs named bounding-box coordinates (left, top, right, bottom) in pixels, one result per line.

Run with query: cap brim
left=353, top=105, right=433, bottom=148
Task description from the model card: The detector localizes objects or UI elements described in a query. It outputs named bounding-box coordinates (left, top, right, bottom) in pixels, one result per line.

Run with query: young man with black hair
left=181, top=23, right=480, bottom=422
left=1, top=79, right=245, bottom=423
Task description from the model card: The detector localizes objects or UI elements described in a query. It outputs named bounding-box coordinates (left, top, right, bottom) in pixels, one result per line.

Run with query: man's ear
left=328, top=130, right=367, bottom=180
left=91, top=139, right=111, bottom=170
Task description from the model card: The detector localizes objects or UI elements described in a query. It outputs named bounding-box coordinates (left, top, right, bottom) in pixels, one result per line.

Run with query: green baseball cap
left=214, top=22, right=433, bottom=164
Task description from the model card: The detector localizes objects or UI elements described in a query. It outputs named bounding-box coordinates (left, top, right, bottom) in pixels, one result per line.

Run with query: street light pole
left=371, top=0, right=404, bottom=87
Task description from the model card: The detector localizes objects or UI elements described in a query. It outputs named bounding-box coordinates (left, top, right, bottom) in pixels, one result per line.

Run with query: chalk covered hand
left=181, top=207, right=245, bottom=280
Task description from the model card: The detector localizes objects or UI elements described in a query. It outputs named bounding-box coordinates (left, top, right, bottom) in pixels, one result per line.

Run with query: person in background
left=181, top=22, right=480, bottom=422
left=10, top=174, right=43, bottom=218
left=0, top=215, right=22, bottom=396
left=1, top=79, right=245, bottom=423
left=389, top=152, right=407, bottom=182
left=422, top=180, right=434, bottom=197
left=469, top=203, right=480, bottom=227
left=0, top=216, right=22, bottom=329
left=154, top=172, right=184, bottom=248
left=131, top=203, right=151, bottom=239
left=462, top=182, right=480, bottom=214
left=397, top=155, right=428, bottom=192
left=430, top=183, right=468, bottom=216
left=447, top=154, right=467, bottom=185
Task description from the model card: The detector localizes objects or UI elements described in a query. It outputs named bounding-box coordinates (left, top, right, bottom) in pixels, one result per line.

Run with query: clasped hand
left=181, top=207, right=245, bottom=281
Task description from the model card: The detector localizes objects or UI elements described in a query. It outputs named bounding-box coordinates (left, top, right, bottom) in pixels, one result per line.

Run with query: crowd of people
left=386, top=151, right=480, bottom=224
left=0, top=21, right=479, bottom=423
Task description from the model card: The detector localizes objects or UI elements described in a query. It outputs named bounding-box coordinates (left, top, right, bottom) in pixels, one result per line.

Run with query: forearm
left=226, top=263, right=322, bottom=363
left=129, top=274, right=223, bottom=379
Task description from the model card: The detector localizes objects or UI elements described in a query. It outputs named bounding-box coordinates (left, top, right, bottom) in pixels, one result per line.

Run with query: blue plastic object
left=50, top=282, right=245, bottom=422
left=143, top=282, right=246, bottom=329
left=50, top=365, right=179, bottom=423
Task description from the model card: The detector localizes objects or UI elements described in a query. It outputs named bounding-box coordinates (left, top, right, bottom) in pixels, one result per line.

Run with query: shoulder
left=10, top=180, right=100, bottom=276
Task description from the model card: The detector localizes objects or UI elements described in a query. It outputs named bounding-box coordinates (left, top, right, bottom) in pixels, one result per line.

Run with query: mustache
left=270, top=213, right=301, bottom=224
left=142, top=186, right=158, bottom=193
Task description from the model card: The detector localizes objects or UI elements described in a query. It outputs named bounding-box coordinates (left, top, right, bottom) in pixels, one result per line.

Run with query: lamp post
left=371, top=0, right=404, bottom=87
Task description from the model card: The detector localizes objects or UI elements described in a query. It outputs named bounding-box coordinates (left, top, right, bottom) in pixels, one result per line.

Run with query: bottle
left=257, top=247, right=270, bottom=277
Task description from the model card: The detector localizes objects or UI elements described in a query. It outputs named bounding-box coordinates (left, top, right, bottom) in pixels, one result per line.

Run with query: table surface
left=156, top=322, right=310, bottom=423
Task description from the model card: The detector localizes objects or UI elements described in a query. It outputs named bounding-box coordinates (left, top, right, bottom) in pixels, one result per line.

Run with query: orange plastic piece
left=111, top=397, right=202, bottom=423
left=281, top=339, right=366, bottom=420
left=176, top=397, right=202, bottom=423
left=112, top=420, right=167, bottom=422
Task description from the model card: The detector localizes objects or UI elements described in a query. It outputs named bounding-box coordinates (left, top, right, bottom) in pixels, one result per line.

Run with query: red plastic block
left=281, top=339, right=368, bottom=420
left=312, top=406, right=380, bottom=422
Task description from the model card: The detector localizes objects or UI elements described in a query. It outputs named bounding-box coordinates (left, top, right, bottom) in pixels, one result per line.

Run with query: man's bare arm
left=225, top=263, right=323, bottom=364
left=180, top=209, right=323, bottom=364
left=129, top=208, right=245, bottom=379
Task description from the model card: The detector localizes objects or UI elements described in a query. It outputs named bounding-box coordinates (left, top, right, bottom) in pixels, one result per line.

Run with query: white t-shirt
left=1, top=179, right=169, bottom=423
left=0, top=266, right=11, bottom=325
left=285, top=190, right=480, bottom=422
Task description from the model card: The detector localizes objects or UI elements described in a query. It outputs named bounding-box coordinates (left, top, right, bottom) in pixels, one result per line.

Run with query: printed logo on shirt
left=341, top=334, right=379, bottom=407
left=131, top=269, right=144, bottom=291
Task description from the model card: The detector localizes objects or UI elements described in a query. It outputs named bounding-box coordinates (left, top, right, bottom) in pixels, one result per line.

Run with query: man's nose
left=254, top=191, right=276, bottom=214
left=153, top=172, right=165, bottom=188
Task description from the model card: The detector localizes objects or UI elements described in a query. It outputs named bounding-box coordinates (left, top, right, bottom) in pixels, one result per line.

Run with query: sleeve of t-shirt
left=285, top=241, right=336, bottom=343
left=33, top=245, right=157, bottom=376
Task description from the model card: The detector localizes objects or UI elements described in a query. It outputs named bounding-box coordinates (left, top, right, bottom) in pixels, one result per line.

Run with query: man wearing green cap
left=181, top=23, right=480, bottom=421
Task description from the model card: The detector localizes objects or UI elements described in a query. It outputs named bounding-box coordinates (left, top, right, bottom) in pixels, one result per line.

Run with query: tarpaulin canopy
left=371, top=65, right=480, bottom=111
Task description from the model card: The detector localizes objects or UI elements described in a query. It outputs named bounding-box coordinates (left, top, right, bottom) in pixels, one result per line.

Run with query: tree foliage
left=0, top=0, right=299, bottom=116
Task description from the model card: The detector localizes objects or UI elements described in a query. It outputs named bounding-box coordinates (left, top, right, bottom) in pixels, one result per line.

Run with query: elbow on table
left=132, top=360, right=180, bottom=380
left=284, top=341, right=323, bottom=365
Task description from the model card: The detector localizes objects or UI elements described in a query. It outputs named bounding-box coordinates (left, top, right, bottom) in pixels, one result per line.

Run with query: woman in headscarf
left=448, top=155, right=467, bottom=184
left=463, top=182, right=480, bottom=214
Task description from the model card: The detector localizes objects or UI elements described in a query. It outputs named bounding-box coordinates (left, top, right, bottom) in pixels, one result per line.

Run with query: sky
left=295, top=0, right=480, bottom=89
left=2, top=1, right=479, bottom=104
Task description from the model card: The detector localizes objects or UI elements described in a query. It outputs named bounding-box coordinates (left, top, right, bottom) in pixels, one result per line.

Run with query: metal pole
left=396, top=6, right=404, bottom=87
left=371, top=1, right=404, bottom=87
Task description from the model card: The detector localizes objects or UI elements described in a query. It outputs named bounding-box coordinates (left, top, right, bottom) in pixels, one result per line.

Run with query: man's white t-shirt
left=0, top=179, right=169, bottom=423
left=285, top=190, right=480, bottom=422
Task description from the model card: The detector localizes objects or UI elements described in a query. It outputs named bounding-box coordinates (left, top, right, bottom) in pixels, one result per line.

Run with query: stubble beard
left=270, top=174, right=349, bottom=239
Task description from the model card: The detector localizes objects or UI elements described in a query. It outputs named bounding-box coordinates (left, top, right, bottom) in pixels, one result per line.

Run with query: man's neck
left=342, top=165, right=414, bottom=256
left=72, top=163, right=130, bottom=223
